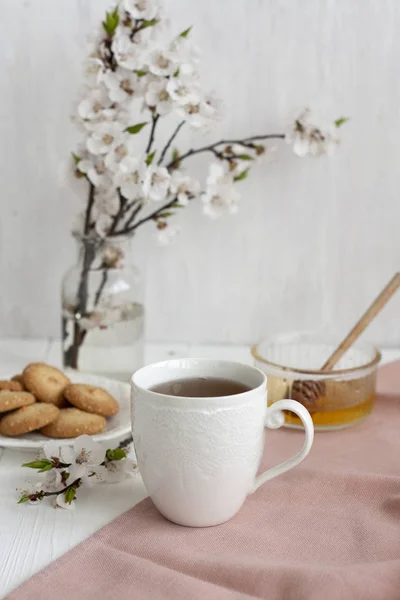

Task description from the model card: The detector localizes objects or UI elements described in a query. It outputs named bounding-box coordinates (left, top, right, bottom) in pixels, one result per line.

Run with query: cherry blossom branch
left=110, top=196, right=178, bottom=236
left=158, top=121, right=185, bottom=165
left=19, top=478, right=81, bottom=504
left=146, top=114, right=159, bottom=154
left=166, top=133, right=285, bottom=170
left=123, top=201, right=143, bottom=229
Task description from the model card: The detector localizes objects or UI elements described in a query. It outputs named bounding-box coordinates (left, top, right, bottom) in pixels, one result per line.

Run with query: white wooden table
left=0, top=339, right=399, bottom=598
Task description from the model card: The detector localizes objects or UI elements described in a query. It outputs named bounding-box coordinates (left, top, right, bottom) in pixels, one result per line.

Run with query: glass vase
left=61, top=234, right=144, bottom=381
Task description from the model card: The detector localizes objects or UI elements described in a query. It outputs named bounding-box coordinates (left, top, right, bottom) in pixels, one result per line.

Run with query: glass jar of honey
left=252, top=332, right=381, bottom=431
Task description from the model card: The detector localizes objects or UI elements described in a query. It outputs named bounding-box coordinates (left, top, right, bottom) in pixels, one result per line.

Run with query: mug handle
left=252, top=399, right=314, bottom=492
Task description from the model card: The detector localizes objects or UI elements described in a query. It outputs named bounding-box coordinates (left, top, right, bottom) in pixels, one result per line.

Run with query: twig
left=158, top=121, right=185, bottom=165
left=110, top=196, right=178, bottom=236
left=94, top=270, right=108, bottom=307
left=84, top=182, right=95, bottom=234
left=123, top=201, right=142, bottom=230
left=146, top=114, right=159, bottom=154
left=130, top=19, right=144, bottom=41
left=166, top=133, right=285, bottom=170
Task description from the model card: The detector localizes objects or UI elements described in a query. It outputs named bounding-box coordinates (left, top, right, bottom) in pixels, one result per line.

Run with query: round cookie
left=11, top=374, right=26, bottom=389
left=23, top=363, right=70, bottom=407
left=0, top=403, right=59, bottom=436
left=64, top=384, right=119, bottom=417
left=0, top=391, right=36, bottom=413
left=40, top=407, right=106, bottom=438
left=0, top=380, right=24, bottom=392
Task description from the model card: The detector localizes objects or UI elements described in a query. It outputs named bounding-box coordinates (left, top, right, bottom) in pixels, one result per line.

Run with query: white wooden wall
left=1, top=0, right=399, bottom=346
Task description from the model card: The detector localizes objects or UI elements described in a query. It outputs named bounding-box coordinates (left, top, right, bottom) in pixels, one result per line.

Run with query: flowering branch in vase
left=63, top=0, right=348, bottom=370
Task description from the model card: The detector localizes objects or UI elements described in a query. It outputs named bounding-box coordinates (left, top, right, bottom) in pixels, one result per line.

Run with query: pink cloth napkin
left=7, top=362, right=400, bottom=600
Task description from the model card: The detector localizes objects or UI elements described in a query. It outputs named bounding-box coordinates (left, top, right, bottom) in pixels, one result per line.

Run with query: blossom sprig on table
left=18, top=435, right=137, bottom=510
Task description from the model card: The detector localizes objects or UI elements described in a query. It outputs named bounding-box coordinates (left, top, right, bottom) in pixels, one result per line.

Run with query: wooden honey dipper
left=290, top=272, right=400, bottom=410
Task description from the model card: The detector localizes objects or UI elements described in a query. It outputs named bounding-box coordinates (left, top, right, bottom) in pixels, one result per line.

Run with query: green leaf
left=334, top=116, right=349, bottom=128
left=126, top=122, right=148, bottom=134
left=134, top=69, right=147, bottom=77
left=141, top=19, right=158, bottom=29
left=146, top=151, right=156, bottom=166
left=71, top=152, right=81, bottom=165
left=234, top=168, right=249, bottom=182
left=38, top=463, right=54, bottom=473
left=64, top=487, right=76, bottom=505
left=172, top=202, right=185, bottom=208
left=180, top=26, right=192, bottom=38
left=102, top=7, right=120, bottom=36
left=158, top=211, right=174, bottom=218
left=172, top=148, right=180, bottom=161
left=238, top=154, right=253, bottom=161
left=22, top=459, right=53, bottom=470
left=106, top=448, right=126, bottom=461
left=173, top=68, right=180, bottom=78
left=18, top=495, right=29, bottom=504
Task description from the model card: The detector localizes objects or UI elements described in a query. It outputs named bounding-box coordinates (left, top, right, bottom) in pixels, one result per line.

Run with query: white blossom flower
left=83, top=56, right=105, bottom=87
left=202, top=91, right=224, bottom=122
left=96, top=457, right=138, bottom=483
left=103, top=244, right=124, bottom=269
left=104, top=135, right=141, bottom=174
left=23, top=482, right=46, bottom=505
left=43, top=440, right=61, bottom=461
left=147, top=49, right=177, bottom=77
left=145, top=80, right=173, bottom=115
left=169, top=171, right=200, bottom=205
left=168, top=35, right=200, bottom=78
left=176, top=102, right=206, bottom=128
left=202, top=163, right=240, bottom=218
left=142, top=165, right=170, bottom=201
left=122, top=0, right=160, bottom=21
left=286, top=110, right=339, bottom=157
left=86, top=121, right=124, bottom=155
left=56, top=492, right=76, bottom=510
left=112, top=31, right=142, bottom=70
left=77, top=87, right=113, bottom=121
left=157, top=223, right=181, bottom=245
left=102, top=69, right=141, bottom=104
left=116, top=159, right=146, bottom=200
left=60, top=435, right=105, bottom=485
left=78, top=155, right=111, bottom=187
left=166, top=77, right=200, bottom=107
left=43, top=469, right=62, bottom=492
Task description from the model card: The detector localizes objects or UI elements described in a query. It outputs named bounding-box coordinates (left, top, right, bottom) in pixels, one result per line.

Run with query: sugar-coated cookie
left=40, top=407, right=106, bottom=438
left=23, top=363, right=70, bottom=407
left=64, top=383, right=119, bottom=417
left=0, top=403, right=59, bottom=436
left=0, top=380, right=24, bottom=392
left=0, top=391, right=36, bottom=413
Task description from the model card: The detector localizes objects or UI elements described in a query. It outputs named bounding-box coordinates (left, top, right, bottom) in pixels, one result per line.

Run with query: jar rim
left=251, top=331, right=381, bottom=377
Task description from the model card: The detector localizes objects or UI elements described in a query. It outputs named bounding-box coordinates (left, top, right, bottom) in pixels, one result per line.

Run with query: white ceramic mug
left=131, top=359, right=314, bottom=527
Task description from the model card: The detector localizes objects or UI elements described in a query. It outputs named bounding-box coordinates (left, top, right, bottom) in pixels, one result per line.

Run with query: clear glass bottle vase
left=61, top=234, right=144, bottom=381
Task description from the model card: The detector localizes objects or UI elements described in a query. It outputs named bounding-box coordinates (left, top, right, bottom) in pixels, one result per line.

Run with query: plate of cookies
left=0, top=363, right=131, bottom=449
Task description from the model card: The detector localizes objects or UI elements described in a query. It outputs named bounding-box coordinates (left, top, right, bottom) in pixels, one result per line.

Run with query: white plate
left=0, top=372, right=132, bottom=450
